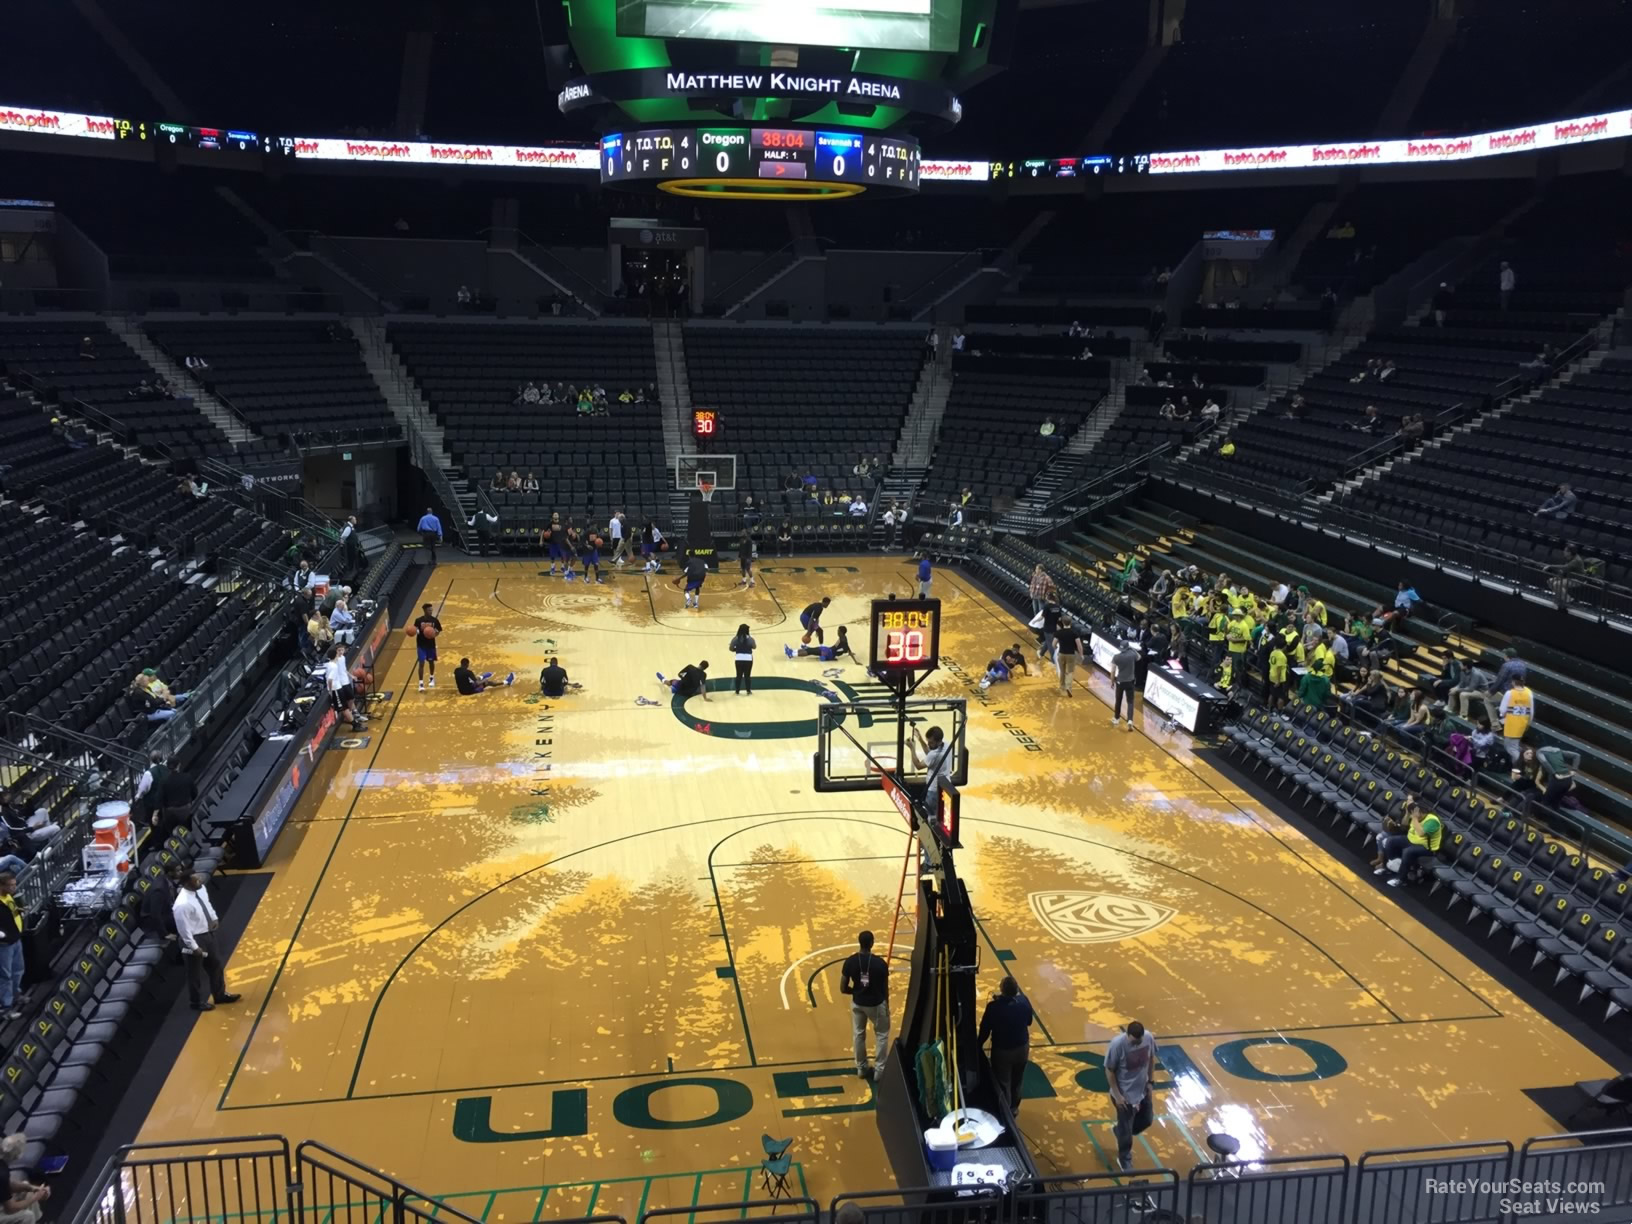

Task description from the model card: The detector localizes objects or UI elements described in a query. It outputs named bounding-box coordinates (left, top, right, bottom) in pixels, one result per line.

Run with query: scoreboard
left=601, top=127, right=920, bottom=195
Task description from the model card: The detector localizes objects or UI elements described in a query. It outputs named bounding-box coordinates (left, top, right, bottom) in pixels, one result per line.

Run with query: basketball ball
left=659, top=539, right=671, bottom=551
left=541, top=528, right=552, bottom=541
left=350, top=666, right=372, bottom=687
left=591, top=535, right=604, bottom=549
left=422, top=625, right=438, bottom=640
left=404, top=625, right=416, bottom=638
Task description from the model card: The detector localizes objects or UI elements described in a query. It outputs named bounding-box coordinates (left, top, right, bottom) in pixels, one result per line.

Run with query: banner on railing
left=1147, top=108, right=1632, bottom=174
left=283, top=136, right=600, bottom=171
left=3, top=97, right=1629, bottom=182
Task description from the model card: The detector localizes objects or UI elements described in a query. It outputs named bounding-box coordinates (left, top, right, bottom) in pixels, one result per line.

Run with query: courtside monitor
left=616, top=0, right=963, bottom=52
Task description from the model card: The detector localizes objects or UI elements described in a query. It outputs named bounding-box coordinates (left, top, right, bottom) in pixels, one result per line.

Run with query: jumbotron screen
left=615, top=0, right=963, bottom=53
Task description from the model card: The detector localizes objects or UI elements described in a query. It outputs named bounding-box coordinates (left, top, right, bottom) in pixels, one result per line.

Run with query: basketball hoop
left=698, top=480, right=716, bottom=503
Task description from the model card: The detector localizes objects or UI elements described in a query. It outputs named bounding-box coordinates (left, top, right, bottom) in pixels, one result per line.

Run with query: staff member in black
left=141, top=862, right=186, bottom=952
left=979, top=975, right=1035, bottom=1116
left=840, top=930, right=890, bottom=1080
left=1036, top=598, right=1062, bottom=661
left=540, top=657, right=572, bottom=698
left=1055, top=615, right=1082, bottom=697
left=729, top=624, right=756, bottom=695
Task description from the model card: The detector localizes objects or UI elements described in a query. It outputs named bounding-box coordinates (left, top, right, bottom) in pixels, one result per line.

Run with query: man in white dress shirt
left=172, top=873, right=240, bottom=1012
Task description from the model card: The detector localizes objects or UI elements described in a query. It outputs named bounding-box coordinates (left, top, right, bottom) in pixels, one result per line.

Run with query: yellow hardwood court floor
left=138, top=557, right=1615, bottom=1218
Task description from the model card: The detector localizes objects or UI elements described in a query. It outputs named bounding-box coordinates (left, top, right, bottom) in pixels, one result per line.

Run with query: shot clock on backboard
left=868, top=598, right=941, bottom=677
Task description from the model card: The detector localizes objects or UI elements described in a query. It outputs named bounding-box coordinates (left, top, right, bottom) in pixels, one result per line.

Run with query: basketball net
left=698, top=480, right=715, bottom=503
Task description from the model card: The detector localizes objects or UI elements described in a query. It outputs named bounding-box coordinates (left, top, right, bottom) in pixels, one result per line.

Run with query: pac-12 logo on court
left=1029, top=892, right=1176, bottom=944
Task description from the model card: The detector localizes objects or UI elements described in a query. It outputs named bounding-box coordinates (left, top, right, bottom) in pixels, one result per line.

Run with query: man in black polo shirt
left=978, top=975, right=1035, bottom=1115
left=1054, top=615, right=1082, bottom=697
left=540, top=657, right=572, bottom=698
left=840, top=929, right=890, bottom=1080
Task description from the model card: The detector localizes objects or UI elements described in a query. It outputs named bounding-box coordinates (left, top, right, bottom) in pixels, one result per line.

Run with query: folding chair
left=759, top=1134, right=794, bottom=1198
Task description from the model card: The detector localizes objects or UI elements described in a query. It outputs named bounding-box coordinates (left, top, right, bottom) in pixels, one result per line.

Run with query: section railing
left=68, top=1131, right=1632, bottom=1224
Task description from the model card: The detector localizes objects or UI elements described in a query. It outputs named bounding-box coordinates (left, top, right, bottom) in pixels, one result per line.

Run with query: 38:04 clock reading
left=868, top=600, right=941, bottom=674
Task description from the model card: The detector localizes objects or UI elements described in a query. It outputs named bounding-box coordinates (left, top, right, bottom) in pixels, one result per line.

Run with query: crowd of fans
left=511, top=380, right=655, bottom=415
left=1100, top=553, right=1575, bottom=828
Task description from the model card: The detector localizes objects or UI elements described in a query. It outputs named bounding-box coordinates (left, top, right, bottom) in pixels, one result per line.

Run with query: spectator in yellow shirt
left=1267, top=643, right=1290, bottom=709
left=1499, top=683, right=1534, bottom=770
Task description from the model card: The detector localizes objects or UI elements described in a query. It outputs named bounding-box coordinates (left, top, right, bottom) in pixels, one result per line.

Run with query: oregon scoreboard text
left=601, top=127, right=920, bottom=196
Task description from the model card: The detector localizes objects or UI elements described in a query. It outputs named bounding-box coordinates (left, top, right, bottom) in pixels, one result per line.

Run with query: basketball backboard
left=813, top=696, right=967, bottom=792
left=675, top=453, right=738, bottom=494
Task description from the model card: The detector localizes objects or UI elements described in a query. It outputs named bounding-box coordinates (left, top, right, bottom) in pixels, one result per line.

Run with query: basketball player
left=581, top=530, right=604, bottom=585
left=675, top=551, right=708, bottom=609
left=657, top=660, right=711, bottom=701
left=642, top=521, right=664, bottom=573
left=800, top=596, right=832, bottom=645
left=787, top=625, right=855, bottom=662
left=545, top=511, right=567, bottom=576
left=562, top=519, right=583, bottom=582
left=453, top=658, right=516, bottom=695
left=413, top=602, right=442, bottom=691
left=735, top=533, right=756, bottom=589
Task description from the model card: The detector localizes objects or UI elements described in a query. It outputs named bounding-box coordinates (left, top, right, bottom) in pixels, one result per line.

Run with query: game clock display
left=601, top=127, right=920, bottom=192
left=692, top=409, right=718, bottom=438
left=868, top=599, right=941, bottom=675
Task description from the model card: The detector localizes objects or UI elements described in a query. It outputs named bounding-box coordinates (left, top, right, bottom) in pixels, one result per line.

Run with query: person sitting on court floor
left=658, top=661, right=711, bottom=701
left=787, top=625, right=855, bottom=662
left=1001, top=645, right=1029, bottom=675
left=540, top=657, right=580, bottom=698
left=454, top=658, right=516, bottom=695
left=981, top=658, right=1012, bottom=690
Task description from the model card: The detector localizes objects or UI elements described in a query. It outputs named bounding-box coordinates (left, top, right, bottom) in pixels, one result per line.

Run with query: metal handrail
left=1327, top=502, right=1632, bottom=611
left=1041, top=434, right=1171, bottom=515
left=505, top=227, right=608, bottom=315
left=404, top=417, right=475, bottom=553
left=705, top=240, right=804, bottom=314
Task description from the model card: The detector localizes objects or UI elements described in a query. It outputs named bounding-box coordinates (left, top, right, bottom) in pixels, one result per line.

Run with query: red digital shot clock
left=692, top=409, right=717, bottom=437
left=868, top=598, right=941, bottom=675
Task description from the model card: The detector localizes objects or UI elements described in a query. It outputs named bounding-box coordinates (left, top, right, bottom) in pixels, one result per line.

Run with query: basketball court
left=136, top=551, right=1617, bottom=1217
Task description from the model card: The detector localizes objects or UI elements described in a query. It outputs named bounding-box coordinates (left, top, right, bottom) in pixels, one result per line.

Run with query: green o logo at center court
left=671, top=676, right=868, bottom=739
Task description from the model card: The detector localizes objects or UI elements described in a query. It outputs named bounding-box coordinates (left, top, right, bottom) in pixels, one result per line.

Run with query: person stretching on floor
left=788, top=625, right=855, bottom=662
left=454, top=658, right=516, bottom=695
left=658, top=661, right=711, bottom=701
